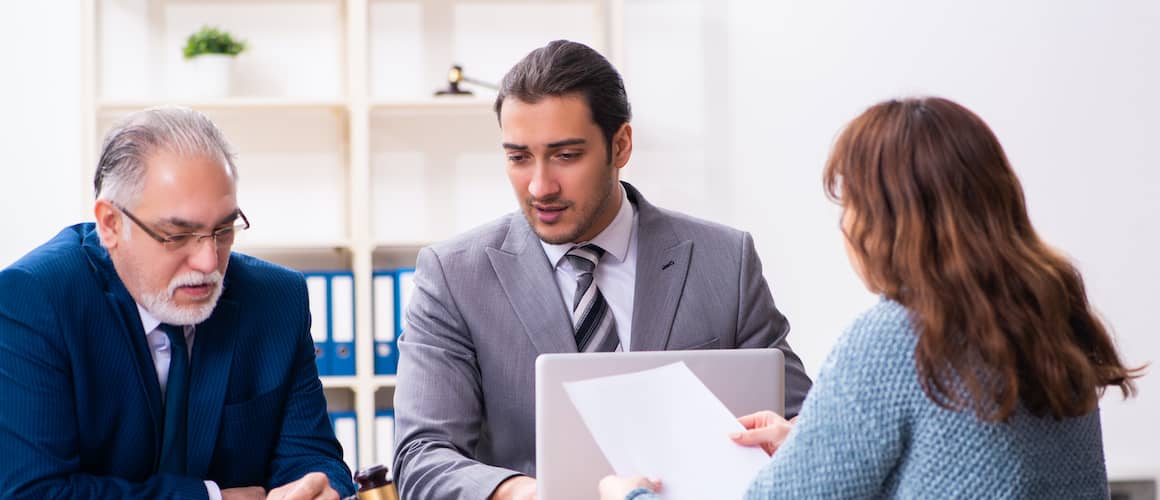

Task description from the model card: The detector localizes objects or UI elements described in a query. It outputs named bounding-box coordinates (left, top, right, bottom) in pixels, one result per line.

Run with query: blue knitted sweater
left=633, top=299, right=1110, bottom=499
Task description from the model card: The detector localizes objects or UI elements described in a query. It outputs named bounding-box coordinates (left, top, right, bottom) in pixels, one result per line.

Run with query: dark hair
left=494, top=40, right=631, bottom=161
left=823, top=96, right=1143, bottom=421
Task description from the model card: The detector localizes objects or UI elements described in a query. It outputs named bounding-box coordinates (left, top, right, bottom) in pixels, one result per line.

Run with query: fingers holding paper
left=731, top=410, right=798, bottom=456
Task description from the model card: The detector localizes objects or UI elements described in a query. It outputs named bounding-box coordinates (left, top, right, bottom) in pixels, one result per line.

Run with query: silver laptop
left=535, top=349, right=785, bottom=500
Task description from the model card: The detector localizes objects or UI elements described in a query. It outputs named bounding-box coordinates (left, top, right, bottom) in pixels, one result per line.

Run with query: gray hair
left=94, top=106, right=238, bottom=207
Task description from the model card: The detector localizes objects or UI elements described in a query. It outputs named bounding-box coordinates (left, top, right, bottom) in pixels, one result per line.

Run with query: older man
left=0, top=107, right=353, bottom=500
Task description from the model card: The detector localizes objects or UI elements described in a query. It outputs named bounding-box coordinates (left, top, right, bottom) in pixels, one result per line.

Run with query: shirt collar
left=541, top=183, right=636, bottom=268
left=137, top=303, right=162, bottom=336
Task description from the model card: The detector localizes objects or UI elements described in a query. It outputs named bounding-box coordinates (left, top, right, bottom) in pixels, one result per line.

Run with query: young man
left=393, top=40, right=811, bottom=500
left=0, top=107, right=353, bottom=500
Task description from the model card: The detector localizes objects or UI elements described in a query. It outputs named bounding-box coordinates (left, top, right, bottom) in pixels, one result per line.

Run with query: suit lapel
left=625, top=183, right=693, bottom=352
left=185, top=296, right=238, bottom=478
left=82, top=230, right=166, bottom=460
left=487, top=215, right=577, bottom=355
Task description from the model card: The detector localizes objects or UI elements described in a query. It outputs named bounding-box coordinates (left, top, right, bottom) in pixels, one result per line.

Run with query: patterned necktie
left=158, top=323, right=189, bottom=474
left=565, top=244, right=620, bottom=352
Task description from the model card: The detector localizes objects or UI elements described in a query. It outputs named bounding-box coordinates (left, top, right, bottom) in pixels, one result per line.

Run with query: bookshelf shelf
left=321, top=376, right=359, bottom=390
left=97, top=98, right=348, bottom=113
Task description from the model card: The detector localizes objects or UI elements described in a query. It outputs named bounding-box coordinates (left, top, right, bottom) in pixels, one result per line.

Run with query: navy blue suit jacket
left=0, top=224, right=355, bottom=499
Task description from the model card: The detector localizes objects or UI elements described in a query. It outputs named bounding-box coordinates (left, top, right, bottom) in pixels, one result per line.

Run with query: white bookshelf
left=320, top=376, right=361, bottom=390
left=370, top=97, right=494, bottom=113
left=81, top=0, right=621, bottom=475
left=98, top=98, right=349, bottom=111
left=233, top=240, right=355, bottom=254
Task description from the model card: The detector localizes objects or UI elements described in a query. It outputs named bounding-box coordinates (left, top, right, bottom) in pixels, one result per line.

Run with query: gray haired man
left=0, top=107, right=354, bottom=499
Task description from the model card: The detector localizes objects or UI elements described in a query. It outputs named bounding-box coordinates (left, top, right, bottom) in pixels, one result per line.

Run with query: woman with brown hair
left=601, top=96, right=1142, bottom=499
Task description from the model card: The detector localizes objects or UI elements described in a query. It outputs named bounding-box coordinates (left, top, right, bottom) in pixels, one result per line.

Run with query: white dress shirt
left=136, top=305, right=221, bottom=500
left=540, top=184, right=639, bottom=350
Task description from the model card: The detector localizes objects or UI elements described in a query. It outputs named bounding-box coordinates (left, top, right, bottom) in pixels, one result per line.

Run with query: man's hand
left=267, top=472, right=339, bottom=500
left=731, top=410, right=798, bottom=456
left=598, top=475, right=661, bottom=500
left=490, top=475, right=537, bottom=500
left=221, top=486, right=266, bottom=500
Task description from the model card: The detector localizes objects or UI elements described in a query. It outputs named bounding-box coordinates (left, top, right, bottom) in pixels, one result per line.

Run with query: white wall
left=713, top=0, right=1158, bottom=480
left=621, top=0, right=1157, bottom=481
left=0, top=3, right=84, bottom=267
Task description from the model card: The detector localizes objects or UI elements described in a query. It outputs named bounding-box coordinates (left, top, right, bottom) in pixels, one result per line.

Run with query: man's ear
left=611, top=122, right=633, bottom=170
left=94, top=199, right=122, bottom=249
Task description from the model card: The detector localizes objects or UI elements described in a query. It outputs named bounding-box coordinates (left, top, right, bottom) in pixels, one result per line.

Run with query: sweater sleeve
left=744, top=301, right=916, bottom=499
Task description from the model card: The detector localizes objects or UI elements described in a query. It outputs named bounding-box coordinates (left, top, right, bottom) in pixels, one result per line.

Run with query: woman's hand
left=598, top=475, right=661, bottom=500
left=731, top=410, right=798, bottom=456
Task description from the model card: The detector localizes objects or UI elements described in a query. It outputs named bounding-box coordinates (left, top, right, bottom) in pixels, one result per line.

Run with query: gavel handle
left=462, top=76, right=499, bottom=90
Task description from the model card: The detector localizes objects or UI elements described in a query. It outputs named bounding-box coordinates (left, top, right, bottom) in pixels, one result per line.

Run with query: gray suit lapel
left=626, top=183, right=693, bottom=352
left=486, top=214, right=577, bottom=355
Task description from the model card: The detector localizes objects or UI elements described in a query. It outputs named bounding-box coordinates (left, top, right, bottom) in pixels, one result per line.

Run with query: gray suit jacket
left=393, top=183, right=810, bottom=499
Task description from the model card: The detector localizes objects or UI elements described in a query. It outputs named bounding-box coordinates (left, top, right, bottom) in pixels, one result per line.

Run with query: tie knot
left=565, top=244, right=605, bottom=273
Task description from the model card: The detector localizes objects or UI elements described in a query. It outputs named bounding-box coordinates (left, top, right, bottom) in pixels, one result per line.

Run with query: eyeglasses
left=115, top=204, right=250, bottom=252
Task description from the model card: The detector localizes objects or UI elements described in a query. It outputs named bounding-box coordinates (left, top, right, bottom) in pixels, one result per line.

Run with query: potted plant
left=180, top=26, right=247, bottom=98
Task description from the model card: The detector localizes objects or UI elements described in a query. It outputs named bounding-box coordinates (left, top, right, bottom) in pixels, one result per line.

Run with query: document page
left=563, top=362, right=770, bottom=500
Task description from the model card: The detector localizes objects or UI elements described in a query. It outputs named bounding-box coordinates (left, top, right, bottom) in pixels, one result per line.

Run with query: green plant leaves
left=183, top=26, right=247, bottom=59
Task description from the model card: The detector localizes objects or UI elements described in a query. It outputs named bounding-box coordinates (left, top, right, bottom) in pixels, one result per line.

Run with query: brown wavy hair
left=823, top=96, right=1142, bottom=421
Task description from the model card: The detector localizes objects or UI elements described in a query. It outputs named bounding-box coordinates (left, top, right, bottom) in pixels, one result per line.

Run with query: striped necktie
left=565, top=244, right=620, bottom=352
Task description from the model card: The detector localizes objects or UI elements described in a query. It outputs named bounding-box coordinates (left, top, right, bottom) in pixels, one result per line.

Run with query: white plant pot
left=183, top=54, right=234, bottom=99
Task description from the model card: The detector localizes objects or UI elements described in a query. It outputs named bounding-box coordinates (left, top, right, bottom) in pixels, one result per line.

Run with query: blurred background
left=0, top=0, right=1156, bottom=494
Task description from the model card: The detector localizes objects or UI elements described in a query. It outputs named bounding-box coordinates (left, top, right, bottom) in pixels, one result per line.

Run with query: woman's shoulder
left=842, top=298, right=916, bottom=350
left=819, top=298, right=920, bottom=384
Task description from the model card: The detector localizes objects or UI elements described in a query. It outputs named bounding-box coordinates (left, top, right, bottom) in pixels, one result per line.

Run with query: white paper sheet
left=563, top=362, right=770, bottom=500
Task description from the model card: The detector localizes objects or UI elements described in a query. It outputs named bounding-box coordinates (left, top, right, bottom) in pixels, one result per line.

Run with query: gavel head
left=353, top=464, right=397, bottom=500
